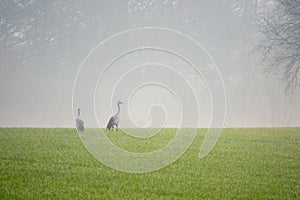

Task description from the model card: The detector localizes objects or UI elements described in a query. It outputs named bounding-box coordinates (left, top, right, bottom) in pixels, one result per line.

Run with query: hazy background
left=1, top=0, right=299, bottom=128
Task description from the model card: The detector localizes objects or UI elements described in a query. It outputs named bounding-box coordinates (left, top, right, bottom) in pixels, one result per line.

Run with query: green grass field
left=1, top=128, right=299, bottom=199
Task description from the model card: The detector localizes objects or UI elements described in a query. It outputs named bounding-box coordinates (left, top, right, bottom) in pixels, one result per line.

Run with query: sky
left=0, top=0, right=299, bottom=128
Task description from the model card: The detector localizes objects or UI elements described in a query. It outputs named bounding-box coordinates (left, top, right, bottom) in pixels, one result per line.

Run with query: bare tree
left=257, top=0, right=300, bottom=92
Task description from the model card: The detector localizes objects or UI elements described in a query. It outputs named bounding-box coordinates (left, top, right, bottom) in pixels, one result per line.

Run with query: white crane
left=76, top=108, right=85, bottom=132
left=106, top=101, right=123, bottom=131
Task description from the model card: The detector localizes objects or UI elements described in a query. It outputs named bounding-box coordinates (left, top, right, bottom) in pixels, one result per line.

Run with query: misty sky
left=0, top=0, right=299, bottom=127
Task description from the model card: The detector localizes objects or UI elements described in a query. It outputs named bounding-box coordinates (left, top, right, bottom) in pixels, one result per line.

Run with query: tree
left=0, top=0, right=101, bottom=69
left=257, top=0, right=300, bottom=92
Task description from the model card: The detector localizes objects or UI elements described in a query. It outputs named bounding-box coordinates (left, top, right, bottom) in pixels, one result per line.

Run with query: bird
left=106, top=101, right=123, bottom=131
left=76, top=108, right=85, bottom=132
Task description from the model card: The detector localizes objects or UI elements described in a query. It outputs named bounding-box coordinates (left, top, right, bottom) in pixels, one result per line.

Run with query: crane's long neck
left=78, top=109, right=80, bottom=118
left=117, top=103, right=121, bottom=115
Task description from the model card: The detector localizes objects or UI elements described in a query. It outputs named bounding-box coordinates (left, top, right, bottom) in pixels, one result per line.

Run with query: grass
left=1, top=128, right=299, bottom=199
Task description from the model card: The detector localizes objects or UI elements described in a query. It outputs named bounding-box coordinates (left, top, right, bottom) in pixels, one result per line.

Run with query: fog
left=0, top=0, right=299, bottom=127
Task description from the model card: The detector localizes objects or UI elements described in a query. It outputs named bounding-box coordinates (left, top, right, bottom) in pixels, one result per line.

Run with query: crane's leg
left=116, top=124, right=118, bottom=131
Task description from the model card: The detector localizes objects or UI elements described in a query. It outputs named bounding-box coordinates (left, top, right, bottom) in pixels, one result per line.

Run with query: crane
left=76, top=108, right=85, bottom=132
left=106, top=101, right=123, bottom=131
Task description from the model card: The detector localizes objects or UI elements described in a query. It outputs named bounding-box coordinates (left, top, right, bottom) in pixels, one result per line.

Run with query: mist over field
left=0, top=0, right=300, bottom=128
left=1, top=2, right=300, bottom=199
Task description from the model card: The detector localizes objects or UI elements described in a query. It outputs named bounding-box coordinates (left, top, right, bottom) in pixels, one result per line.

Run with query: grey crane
left=76, top=108, right=85, bottom=132
left=106, top=101, right=123, bottom=131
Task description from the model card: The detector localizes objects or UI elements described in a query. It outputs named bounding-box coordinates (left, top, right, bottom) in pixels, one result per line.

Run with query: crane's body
left=106, top=101, right=123, bottom=131
left=76, top=108, right=85, bottom=132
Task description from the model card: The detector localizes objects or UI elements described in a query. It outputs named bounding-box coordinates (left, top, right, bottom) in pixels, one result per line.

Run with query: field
left=1, top=128, right=299, bottom=199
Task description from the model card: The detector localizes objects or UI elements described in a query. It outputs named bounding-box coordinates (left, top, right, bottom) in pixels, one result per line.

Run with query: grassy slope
left=0, top=128, right=299, bottom=199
